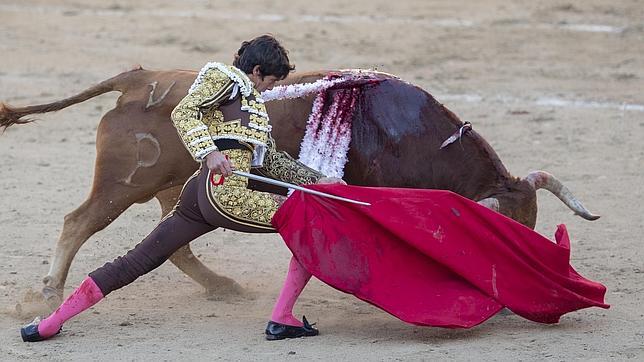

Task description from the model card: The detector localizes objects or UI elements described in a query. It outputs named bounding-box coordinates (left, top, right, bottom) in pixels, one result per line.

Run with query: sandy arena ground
left=1, top=0, right=643, bottom=360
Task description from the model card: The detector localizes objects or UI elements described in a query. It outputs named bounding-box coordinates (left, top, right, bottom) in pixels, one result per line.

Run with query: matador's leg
left=156, top=186, right=243, bottom=296
left=196, top=148, right=320, bottom=340
left=22, top=175, right=216, bottom=342
left=270, top=256, right=312, bottom=327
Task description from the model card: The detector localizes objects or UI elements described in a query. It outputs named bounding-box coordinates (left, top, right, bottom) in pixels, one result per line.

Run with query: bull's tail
left=524, top=170, right=600, bottom=221
left=0, top=67, right=141, bottom=130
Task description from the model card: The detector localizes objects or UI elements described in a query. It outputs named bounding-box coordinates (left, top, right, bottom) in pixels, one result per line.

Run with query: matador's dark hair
left=233, top=35, right=295, bottom=80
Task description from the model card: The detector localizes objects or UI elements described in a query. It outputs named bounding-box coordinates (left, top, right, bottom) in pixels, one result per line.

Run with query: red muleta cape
left=271, top=184, right=609, bottom=328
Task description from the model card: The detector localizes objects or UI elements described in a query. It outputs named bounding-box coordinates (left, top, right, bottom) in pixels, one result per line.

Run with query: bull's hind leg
left=156, top=186, right=244, bottom=297
left=25, top=108, right=174, bottom=313
left=38, top=186, right=145, bottom=310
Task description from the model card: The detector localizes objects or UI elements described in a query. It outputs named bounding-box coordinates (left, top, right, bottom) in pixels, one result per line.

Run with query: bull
left=0, top=67, right=598, bottom=310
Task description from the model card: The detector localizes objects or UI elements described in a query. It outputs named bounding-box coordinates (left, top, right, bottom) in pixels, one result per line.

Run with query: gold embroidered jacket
left=171, top=62, right=324, bottom=185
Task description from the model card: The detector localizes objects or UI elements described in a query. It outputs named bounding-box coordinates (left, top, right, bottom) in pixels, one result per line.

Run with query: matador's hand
left=205, top=151, right=235, bottom=177
left=317, top=177, right=347, bottom=185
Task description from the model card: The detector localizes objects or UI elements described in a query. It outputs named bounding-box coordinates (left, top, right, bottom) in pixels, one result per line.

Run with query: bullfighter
left=21, top=34, right=338, bottom=342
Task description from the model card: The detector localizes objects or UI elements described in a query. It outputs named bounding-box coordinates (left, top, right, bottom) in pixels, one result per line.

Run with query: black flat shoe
left=265, top=316, right=319, bottom=340
left=20, top=317, right=60, bottom=342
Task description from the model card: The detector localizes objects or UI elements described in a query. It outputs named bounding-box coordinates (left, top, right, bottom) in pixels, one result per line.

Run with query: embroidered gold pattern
left=171, top=63, right=271, bottom=161
left=259, top=138, right=325, bottom=185
left=212, top=119, right=269, bottom=145
left=203, top=108, right=225, bottom=135
left=171, top=69, right=233, bottom=160
left=208, top=149, right=278, bottom=228
left=241, top=97, right=269, bottom=118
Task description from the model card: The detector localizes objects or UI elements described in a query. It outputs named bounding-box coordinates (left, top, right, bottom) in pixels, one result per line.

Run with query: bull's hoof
left=42, top=286, right=63, bottom=311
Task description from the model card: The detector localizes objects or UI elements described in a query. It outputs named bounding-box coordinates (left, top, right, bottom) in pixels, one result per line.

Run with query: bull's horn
left=525, top=171, right=600, bottom=221
left=478, top=197, right=500, bottom=211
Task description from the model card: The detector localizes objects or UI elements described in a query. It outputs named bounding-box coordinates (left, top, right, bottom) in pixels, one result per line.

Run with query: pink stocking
left=38, top=277, right=104, bottom=338
left=270, top=256, right=312, bottom=327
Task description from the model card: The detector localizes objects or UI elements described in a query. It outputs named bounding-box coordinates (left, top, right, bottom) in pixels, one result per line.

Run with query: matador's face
left=249, top=73, right=280, bottom=93
left=247, top=65, right=281, bottom=92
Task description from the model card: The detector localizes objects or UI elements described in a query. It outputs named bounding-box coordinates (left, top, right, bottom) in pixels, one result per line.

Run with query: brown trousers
left=89, top=165, right=274, bottom=296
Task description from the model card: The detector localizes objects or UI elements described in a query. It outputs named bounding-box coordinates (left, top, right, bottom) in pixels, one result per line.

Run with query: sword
left=210, top=171, right=371, bottom=206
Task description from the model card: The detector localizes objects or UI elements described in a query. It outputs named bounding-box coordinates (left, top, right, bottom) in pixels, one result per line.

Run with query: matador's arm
left=171, top=69, right=234, bottom=161
left=257, top=137, right=326, bottom=185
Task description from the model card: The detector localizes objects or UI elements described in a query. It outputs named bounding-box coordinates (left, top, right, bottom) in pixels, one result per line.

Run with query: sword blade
left=232, top=171, right=371, bottom=206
